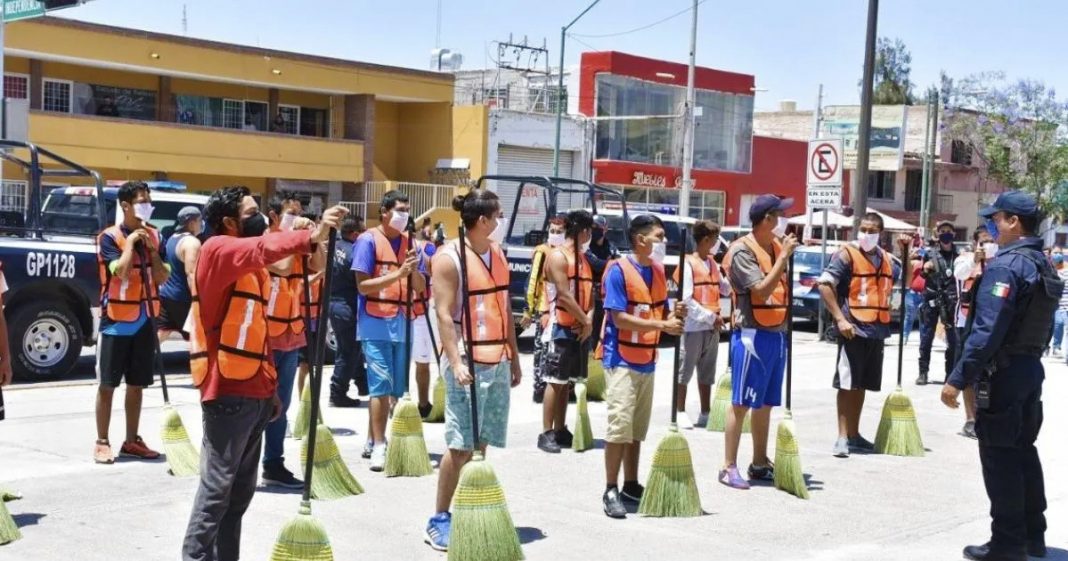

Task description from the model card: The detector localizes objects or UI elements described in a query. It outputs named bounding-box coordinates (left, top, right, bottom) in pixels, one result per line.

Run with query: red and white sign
left=807, top=139, right=842, bottom=186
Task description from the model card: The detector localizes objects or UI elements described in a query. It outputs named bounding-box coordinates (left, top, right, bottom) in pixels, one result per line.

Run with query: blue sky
left=54, top=0, right=1067, bottom=111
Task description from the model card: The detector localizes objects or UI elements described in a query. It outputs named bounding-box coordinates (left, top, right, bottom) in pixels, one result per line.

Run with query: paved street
left=2, top=331, right=1066, bottom=561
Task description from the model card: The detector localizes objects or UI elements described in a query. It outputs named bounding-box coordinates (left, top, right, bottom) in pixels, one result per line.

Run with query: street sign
left=807, top=185, right=842, bottom=210
left=3, top=0, right=44, bottom=22
left=807, top=138, right=843, bottom=186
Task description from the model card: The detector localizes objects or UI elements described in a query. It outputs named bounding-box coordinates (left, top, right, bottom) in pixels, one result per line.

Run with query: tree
left=864, top=37, right=914, bottom=105
left=941, top=71, right=1068, bottom=218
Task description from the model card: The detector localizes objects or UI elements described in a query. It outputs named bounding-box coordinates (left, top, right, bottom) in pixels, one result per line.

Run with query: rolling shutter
left=494, top=146, right=579, bottom=236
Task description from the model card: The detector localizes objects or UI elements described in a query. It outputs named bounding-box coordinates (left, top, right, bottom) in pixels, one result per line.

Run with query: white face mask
left=547, top=232, right=565, bottom=247
left=133, top=202, right=154, bottom=223
left=710, top=240, right=722, bottom=255
left=982, top=242, right=999, bottom=259
left=388, top=210, right=410, bottom=233
left=581, top=240, right=591, bottom=253
left=490, top=217, right=507, bottom=243
left=650, top=241, right=667, bottom=264
left=772, top=216, right=788, bottom=238
left=279, top=212, right=297, bottom=231
left=858, top=232, right=880, bottom=252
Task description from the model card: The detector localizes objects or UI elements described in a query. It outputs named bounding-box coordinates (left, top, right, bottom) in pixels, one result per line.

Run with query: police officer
left=941, top=190, right=1060, bottom=561
left=918, top=220, right=960, bottom=385
left=328, top=217, right=368, bottom=406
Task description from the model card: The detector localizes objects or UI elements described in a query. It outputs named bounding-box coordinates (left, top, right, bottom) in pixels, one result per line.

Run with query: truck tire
left=9, top=301, right=84, bottom=381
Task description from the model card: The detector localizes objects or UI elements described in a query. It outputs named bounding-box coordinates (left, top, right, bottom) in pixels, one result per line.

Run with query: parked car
left=792, top=244, right=904, bottom=337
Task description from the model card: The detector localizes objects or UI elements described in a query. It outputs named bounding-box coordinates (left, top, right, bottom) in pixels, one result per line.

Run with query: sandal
left=94, top=439, right=114, bottom=464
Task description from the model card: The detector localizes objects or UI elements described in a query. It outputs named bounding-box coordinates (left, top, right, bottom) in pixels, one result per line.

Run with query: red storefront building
left=580, top=51, right=808, bottom=226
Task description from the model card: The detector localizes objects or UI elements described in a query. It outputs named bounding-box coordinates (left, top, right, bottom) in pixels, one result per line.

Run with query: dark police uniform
left=948, top=195, right=1062, bottom=561
left=919, top=244, right=959, bottom=383
left=328, top=232, right=368, bottom=400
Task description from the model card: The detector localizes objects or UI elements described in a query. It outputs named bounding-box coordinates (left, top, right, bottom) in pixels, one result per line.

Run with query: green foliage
left=866, top=37, right=914, bottom=105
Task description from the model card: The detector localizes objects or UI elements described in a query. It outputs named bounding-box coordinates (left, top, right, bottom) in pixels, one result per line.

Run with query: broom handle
left=302, top=231, right=337, bottom=503
left=896, top=244, right=907, bottom=387
left=457, top=226, right=480, bottom=446
left=138, top=245, right=169, bottom=404
left=299, top=256, right=315, bottom=379
left=785, top=250, right=794, bottom=412
left=424, top=300, right=442, bottom=364
left=572, top=232, right=586, bottom=383
left=670, top=230, right=687, bottom=425
left=404, top=223, right=415, bottom=396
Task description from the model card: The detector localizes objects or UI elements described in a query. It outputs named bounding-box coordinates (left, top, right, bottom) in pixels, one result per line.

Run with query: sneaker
left=620, top=481, right=644, bottom=503
left=537, top=431, right=561, bottom=454
left=960, top=421, right=978, bottom=440
left=418, top=402, right=433, bottom=419
left=370, top=444, right=387, bottom=472
left=361, top=439, right=373, bottom=459
left=94, top=440, right=114, bottom=464
left=424, top=512, right=451, bottom=552
left=718, top=465, right=751, bottom=490
left=262, top=462, right=304, bottom=489
left=694, top=412, right=710, bottom=428
left=602, top=487, right=627, bottom=519
left=915, top=372, right=928, bottom=386
left=833, top=437, right=850, bottom=458
left=747, top=462, right=775, bottom=481
left=555, top=426, right=574, bottom=448
left=119, top=436, right=161, bottom=460
left=329, top=395, right=361, bottom=408
left=847, top=435, right=876, bottom=452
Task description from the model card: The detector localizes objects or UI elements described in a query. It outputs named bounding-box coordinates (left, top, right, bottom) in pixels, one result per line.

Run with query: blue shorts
left=444, top=360, right=512, bottom=450
left=731, top=328, right=786, bottom=409
left=362, top=339, right=408, bottom=398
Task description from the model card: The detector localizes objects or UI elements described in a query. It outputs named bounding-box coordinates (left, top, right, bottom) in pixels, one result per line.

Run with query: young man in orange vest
left=599, top=214, right=685, bottom=518
left=523, top=216, right=566, bottom=404
left=94, top=181, right=171, bottom=464
left=181, top=185, right=344, bottom=561
left=425, top=189, right=521, bottom=551
left=720, top=195, right=796, bottom=489
left=674, top=220, right=730, bottom=428
left=538, top=210, right=594, bottom=453
left=817, top=212, right=911, bottom=457
left=951, top=224, right=997, bottom=439
left=354, top=190, right=428, bottom=471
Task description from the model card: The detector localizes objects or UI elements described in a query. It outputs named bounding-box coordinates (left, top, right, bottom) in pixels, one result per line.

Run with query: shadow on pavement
left=13, top=512, right=46, bottom=528
left=516, top=526, right=546, bottom=545
left=1046, top=548, right=1068, bottom=561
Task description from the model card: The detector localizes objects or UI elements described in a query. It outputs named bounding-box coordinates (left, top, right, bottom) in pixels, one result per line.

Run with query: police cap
left=979, top=190, right=1039, bottom=218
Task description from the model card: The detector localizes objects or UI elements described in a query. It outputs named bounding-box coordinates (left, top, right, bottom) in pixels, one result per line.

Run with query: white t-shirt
left=681, top=256, right=730, bottom=332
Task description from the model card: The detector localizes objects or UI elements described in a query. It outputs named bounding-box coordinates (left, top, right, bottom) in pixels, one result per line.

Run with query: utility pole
left=919, top=90, right=933, bottom=238
left=813, top=84, right=830, bottom=340
left=922, top=89, right=939, bottom=234
left=852, top=0, right=879, bottom=233
left=678, top=0, right=698, bottom=218
left=552, top=0, right=601, bottom=177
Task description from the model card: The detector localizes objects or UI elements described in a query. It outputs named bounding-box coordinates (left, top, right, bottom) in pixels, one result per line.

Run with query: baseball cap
left=748, top=194, right=794, bottom=224
left=979, top=189, right=1040, bottom=218
left=592, top=214, right=608, bottom=229
left=177, top=206, right=202, bottom=224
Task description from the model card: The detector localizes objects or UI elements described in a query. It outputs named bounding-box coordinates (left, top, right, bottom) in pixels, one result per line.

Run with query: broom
left=774, top=252, right=809, bottom=500
left=875, top=243, right=925, bottom=457
left=424, top=309, right=447, bottom=422
left=271, top=232, right=338, bottom=561
left=585, top=352, right=605, bottom=401
left=571, top=236, right=593, bottom=452
left=638, top=229, right=701, bottom=517
left=139, top=246, right=199, bottom=477
left=291, top=383, right=325, bottom=440
left=385, top=221, right=433, bottom=477
left=0, top=499, right=19, bottom=545
left=296, top=256, right=364, bottom=499
left=707, top=344, right=751, bottom=433
left=449, top=225, right=523, bottom=561
left=0, top=488, right=21, bottom=502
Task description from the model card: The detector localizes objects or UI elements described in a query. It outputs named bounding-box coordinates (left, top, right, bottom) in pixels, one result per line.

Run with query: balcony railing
left=362, top=181, right=460, bottom=220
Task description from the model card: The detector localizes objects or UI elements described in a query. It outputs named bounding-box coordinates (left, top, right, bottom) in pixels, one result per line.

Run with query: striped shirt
left=1058, top=266, right=1068, bottom=310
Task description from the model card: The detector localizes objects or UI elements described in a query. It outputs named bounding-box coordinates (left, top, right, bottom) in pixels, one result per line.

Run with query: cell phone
left=977, top=376, right=992, bottom=410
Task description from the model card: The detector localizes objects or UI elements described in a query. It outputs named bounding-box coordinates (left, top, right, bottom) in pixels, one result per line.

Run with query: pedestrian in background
left=1048, top=246, right=1066, bottom=356
left=902, top=247, right=924, bottom=344
left=917, top=221, right=960, bottom=385
left=411, top=234, right=437, bottom=419
left=952, top=225, right=997, bottom=440
left=523, top=216, right=564, bottom=404
left=586, top=214, right=620, bottom=351
left=942, top=190, right=1057, bottom=561
left=157, top=206, right=202, bottom=342
left=0, top=263, right=12, bottom=421
left=328, top=217, right=366, bottom=407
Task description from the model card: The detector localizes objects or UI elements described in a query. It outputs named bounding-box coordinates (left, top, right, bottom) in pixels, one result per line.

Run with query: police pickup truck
left=0, top=141, right=206, bottom=380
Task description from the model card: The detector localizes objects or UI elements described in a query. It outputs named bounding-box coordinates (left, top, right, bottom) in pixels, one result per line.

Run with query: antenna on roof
left=182, top=4, right=188, bottom=36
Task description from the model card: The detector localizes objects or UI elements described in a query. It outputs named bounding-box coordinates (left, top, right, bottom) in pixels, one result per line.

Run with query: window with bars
left=43, top=79, right=72, bottom=113
left=4, top=74, right=29, bottom=100
left=222, top=99, right=244, bottom=129
left=866, top=170, right=896, bottom=200
left=1, top=181, right=28, bottom=212
left=276, top=105, right=300, bottom=134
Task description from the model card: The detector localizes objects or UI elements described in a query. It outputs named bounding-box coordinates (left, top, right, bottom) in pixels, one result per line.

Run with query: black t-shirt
left=330, top=236, right=359, bottom=302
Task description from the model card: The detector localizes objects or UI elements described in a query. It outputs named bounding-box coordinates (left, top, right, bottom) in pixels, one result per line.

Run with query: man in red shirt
left=181, top=185, right=345, bottom=561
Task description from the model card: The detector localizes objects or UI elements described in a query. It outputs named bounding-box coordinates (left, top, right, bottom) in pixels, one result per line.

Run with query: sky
left=49, top=0, right=1068, bottom=112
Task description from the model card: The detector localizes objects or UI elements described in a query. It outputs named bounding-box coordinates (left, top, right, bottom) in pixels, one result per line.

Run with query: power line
left=570, top=0, right=708, bottom=39
left=567, top=34, right=603, bottom=54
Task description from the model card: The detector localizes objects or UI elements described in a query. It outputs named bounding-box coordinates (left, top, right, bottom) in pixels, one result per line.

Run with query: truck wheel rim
left=23, top=318, right=69, bottom=368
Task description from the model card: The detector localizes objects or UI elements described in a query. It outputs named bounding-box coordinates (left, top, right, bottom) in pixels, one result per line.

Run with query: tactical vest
left=1001, top=248, right=1064, bottom=356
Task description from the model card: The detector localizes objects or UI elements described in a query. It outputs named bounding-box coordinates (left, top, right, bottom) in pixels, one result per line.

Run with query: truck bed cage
left=0, top=140, right=105, bottom=237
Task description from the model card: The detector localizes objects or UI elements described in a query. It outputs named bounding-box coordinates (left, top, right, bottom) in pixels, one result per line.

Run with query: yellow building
left=1, top=16, right=461, bottom=210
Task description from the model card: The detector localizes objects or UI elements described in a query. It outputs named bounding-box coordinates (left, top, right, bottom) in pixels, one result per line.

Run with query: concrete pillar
left=157, top=76, right=174, bottom=122
left=268, top=88, right=279, bottom=129
left=344, top=94, right=375, bottom=183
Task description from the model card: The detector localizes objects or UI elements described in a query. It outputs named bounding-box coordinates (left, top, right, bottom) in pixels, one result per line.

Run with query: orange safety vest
left=188, top=269, right=277, bottom=386
left=299, top=273, right=323, bottom=323
left=672, top=253, right=722, bottom=314
left=97, top=225, right=161, bottom=322
left=266, top=258, right=304, bottom=337
left=723, top=235, right=787, bottom=328
left=365, top=228, right=425, bottom=319
left=532, top=243, right=552, bottom=316
left=454, top=241, right=513, bottom=365
left=595, top=257, right=667, bottom=364
left=842, top=245, right=894, bottom=324
left=550, top=245, right=594, bottom=328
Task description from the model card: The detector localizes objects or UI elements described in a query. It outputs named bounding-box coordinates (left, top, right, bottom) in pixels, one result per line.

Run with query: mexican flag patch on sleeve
left=991, top=282, right=1011, bottom=298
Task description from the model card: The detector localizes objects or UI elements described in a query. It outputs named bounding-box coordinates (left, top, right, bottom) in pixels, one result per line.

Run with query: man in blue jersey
left=157, top=206, right=202, bottom=341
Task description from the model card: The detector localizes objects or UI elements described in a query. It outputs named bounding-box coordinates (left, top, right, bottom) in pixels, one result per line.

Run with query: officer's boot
left=915, top=371, right=928, bottom=386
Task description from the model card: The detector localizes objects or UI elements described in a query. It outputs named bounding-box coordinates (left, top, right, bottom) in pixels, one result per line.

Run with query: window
left=904, top=169, right=923, bottom=211
left=483, top=87, right=509, bottom=109
left=951, top=140, right=973, bottom=166
left=244, top=100, right=268, bottom=131
left=866, top=170, right=895, bottom=200
left=43, top=79, right=73, bottom=113
left=300, top=106, right=329, bottom=137
left=275, top=105, right=300, bottom=134
left=4, top=74, right=29, bottom=100
left=222, top=99, right=244, bottom=129
left=529, top=86, right=566, bottom=114
left=1, top=180, right=27, bottom=212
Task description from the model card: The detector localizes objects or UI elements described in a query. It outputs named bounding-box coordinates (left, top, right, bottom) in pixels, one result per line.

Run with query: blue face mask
left=984, top=218, right=1000, bottom=242
left=1054, top=255, right=1064, bottom=265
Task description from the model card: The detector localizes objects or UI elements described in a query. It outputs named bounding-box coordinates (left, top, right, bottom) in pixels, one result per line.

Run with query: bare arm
left=178, top=236, right=202, bottom=295
left=749, top=254, right=790, bottom=301
left=267, top=255, right=295, bottom=277
left=610, top=309, right=670, bottom=333
left=431, top=254, right=464, bottom=374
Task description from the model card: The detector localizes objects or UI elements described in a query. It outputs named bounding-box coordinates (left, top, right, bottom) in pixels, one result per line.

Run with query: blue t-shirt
left=99, top=225, right=147, bottom=336
left=352, top=231, right=427, bottom=341
left=601, top=257, right=657, bottom=373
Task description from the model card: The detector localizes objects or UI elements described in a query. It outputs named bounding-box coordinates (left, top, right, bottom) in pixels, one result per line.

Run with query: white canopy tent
left=788, top=208, right=917, bottom=232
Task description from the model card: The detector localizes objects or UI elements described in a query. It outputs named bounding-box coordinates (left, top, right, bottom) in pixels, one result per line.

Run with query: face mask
left=938, top=232, right=955, bottom=245
left=279, top=212, right=296, bottom=231
left=133, top=202, right=154, bottom=223
left=388, top=210, right=410, bottom=232
left=858, top=232, right=880, bottom=252
left=650, top=241, right=667, bottom=264
left=581, top=240, right=591, bottom=253
left=547, top=232, right=565, bottom=247
left=489, top=217, right=507, bottom=243
left=240, top=213, right=268, bottom=238
left=772, top=216, right=788, bottom=238
left=984, top=218, right=1000, bottom=242
left=592, top=228, right=604, bottom=243
left=1054, top=255, right=1064, bottom=265
left=982, top=242, right=999, bottom=259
